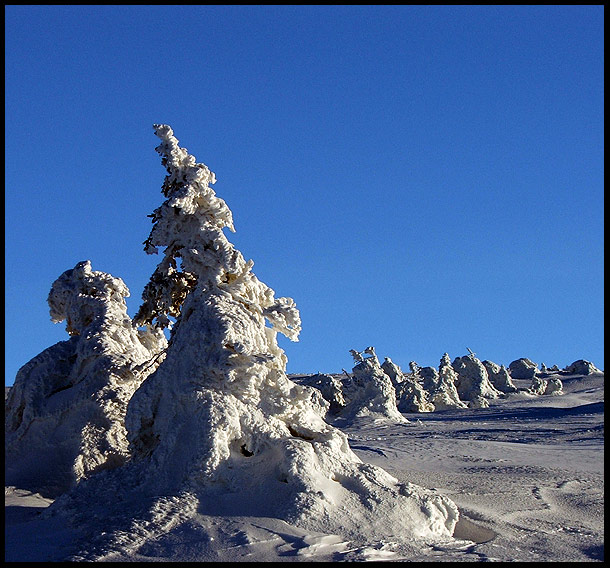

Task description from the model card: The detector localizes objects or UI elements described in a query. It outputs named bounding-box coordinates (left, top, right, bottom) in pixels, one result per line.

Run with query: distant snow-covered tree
left=381, top=357, right=404, bottom=387
left=543, top=377, right=563, bottom=396
left=482, top=360, right=518, bottom=394
left=452, top=353, right=502, bottom=408
left=564, top=359, right=602, bottom=375
left=342, top=348, right=407, bottom=421
left=431, top=353, right=468, bottom=410
left=382, top=358, right=435, bottom=413
left=508, top=358, right=539, bottom=379
left=296, top=373, right=346, bottom=416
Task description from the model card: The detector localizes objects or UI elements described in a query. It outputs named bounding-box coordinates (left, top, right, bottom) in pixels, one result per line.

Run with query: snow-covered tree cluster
left=5, top=125, right=461, bottom=558
left=297, top=347, right=571, bottom=420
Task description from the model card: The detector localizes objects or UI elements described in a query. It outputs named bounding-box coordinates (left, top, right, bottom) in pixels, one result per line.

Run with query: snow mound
left=508, top=358, right=539, bottom=379
left=564, top=359, right=602, bottom=375
left=5, top=261, right=166, bottom=497
left=452, top=353, right=502, bottom=408
left=43, top=125, right=458, bottom=558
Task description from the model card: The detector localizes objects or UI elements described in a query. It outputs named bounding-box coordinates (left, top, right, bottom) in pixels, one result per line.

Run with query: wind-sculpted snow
left=5, top=261, right=166, bottom=497
left=38, top=126, right=459, bottom=559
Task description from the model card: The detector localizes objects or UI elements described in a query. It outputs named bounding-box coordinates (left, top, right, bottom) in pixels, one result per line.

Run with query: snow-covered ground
left=5, top=371, right=603, bottom=562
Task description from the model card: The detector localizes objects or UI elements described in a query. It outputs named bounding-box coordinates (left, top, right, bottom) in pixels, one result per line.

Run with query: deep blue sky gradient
left=5, top=5, right=604, bottom=385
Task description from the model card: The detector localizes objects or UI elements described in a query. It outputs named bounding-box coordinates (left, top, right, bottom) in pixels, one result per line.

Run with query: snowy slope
left=5, top=370, right=603, bottom=562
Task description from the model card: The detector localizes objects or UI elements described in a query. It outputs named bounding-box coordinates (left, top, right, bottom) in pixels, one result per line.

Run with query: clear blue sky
left=5, top=5, right=604, bottom=385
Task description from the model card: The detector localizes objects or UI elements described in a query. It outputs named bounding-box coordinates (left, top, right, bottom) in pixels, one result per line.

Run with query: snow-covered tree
left=423, top=353, right=467, bottom=410
left=342, top=348, right=406, bottom=421
left=482, top=360, right=518, bottom=394
left=452, top=352, right=502, bottom=408
left=46, top=126, right=458, bottom=558
left=420, top=366, right=440, bottom=392
left=508, top=358, right=539, bottom=379
left=381, top=357, right=404, bottom=387
left=543, top=377, right=563, bottom=396
left=296, top=373, right=346, bottom=416
left=564, top=359, right=602, bottom=375
left=385, top=359, right=435, bottom=413
left=5, top=261, right=166, bottom=497
left=529, top=376, right=548, bottom=395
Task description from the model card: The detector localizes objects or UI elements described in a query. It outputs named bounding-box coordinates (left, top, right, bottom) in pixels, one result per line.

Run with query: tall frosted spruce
left=48, top=126, right=459, bottom=559
left=124, top=124, right=458, bottom=538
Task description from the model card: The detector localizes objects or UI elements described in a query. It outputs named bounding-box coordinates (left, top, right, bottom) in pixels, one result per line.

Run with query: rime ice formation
left=342, top=349, right=407, bottom=421
left=543, top=377, right=564, bottom=396
left=381, top=357, right=435, bottom=412
left=420, top=365, right=440, bottom=392
left=297, top=373, right=346, bottom=415
left=482, top=360, right=518, bottom=394
left=452, top=353, right=502, bottom=408
left=529, top=376, right=548, bottom=396
left=44, top=126, right=458, bottom=557
left=564, top=359, right=602, bottom=375
left=426, top=353, right=468, bottom=410
left=381, top=357, right=404, bottom=387
left=508, top=358, right=539, bottom=379
left=5, top=261, right=166, bottom=497
left=390, top=361, right=435, bottom=413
